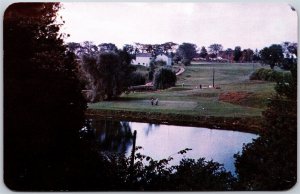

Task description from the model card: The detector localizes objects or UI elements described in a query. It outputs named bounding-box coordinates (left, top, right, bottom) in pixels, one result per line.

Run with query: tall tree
left=4, top=3, right=87, bottom=190
left=224, top=48, right=233, bottom=62
left=177, top=43, right=197, bottom=65
left=82, top=50, right=135, bottom=101
left=199, top=46, right=208, bottom=58
left=161, top=42, right=178, bottom=53
left=208, top=44, right=223, bottom=55
left=282, top=41, right=297, bottom=56
left=287, top=42, right=297, bottom=56
left=123, top=44, right=136, bottom=54
left=98, top=43, right=118, bottom=53
left=233, top=46, right=242, bottom=62
left=153, top=68, right=177, bottom=89
left=252, top=49, right=260, bottom=62
left=259, top=44, right=283, bottom=69
left=82, top=41, right=98, bottom=56
left=242, top=49, right=254, bottom=62
left=67, top=42, right=82, bottom=55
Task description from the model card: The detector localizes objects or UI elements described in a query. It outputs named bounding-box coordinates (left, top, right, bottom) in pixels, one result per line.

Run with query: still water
left=82, top=119, right=258, bottom=174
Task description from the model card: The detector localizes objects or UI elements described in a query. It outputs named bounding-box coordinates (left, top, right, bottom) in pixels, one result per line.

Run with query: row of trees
left=68, top=40, right=297, bottom=70
left=67, top=41, right=178, bottom=59
left=179, top=42, right=297, bottom=68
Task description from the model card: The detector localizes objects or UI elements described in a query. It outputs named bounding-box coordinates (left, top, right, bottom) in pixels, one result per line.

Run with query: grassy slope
left=89, top=62, right=277, bottom=118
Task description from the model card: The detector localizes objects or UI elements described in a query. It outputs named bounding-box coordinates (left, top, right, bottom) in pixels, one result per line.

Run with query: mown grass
left=89, top=62, right=280, bottom=118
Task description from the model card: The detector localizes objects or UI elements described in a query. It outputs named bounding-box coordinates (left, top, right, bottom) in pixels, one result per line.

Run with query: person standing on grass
left=155, top=98, right=159, bottom=106
left=151, top=97, right=154, bottom=105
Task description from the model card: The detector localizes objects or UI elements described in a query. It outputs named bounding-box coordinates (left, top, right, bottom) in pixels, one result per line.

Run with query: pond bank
left=85, top=109, right=263, bottom=134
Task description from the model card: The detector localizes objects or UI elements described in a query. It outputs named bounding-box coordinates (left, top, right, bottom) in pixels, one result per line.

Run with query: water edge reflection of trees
left=80, top=119, right=133, bottom=153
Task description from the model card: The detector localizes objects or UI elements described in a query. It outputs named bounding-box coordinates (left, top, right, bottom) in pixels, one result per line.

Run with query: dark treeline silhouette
left=81, top=120, right=133, bottom=153
left=4, top=2, right=92, bottom=190
left=68, top=39, right=297, bottom=70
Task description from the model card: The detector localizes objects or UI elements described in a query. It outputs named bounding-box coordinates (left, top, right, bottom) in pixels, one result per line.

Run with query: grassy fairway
left=89, top=63, right=274, bottom=117
left=88, top=62, right=277, bottom=118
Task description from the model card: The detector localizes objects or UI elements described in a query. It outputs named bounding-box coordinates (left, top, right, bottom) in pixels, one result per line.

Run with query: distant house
left=155, top=53, right=172, bottom=66
left=132, top=53, right=152, bottom=67
left=283, top=52, right=297, bottom=59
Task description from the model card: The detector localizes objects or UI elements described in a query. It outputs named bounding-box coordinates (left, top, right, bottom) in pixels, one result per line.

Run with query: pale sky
left=59, top=2, right=298, bottom=50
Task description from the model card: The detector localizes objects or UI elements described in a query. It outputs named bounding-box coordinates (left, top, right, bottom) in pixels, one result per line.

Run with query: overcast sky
left=59, top=2, right=297, bottom=50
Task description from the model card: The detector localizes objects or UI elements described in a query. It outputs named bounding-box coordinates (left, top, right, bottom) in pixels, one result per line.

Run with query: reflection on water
left=144, top=123, right=159, bottom=136
left=127, top=122, right=258, bottom=174
left=81, top=119, right=133, bottom=153
left=81, top=119, right=258, bottom=173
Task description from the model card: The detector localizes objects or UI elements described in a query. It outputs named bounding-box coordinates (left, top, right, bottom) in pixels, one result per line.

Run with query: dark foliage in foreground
left=4, top=2, right=88, bottom=190
left=128, top=147, right=236, bottom=191
left=235, top=62, right=297, bottom=190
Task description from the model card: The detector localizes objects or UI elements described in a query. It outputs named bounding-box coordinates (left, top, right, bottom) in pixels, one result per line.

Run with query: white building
left=283, top=52, right=297, bottom=59
left=132, top=53, right=152, bottom=67
left=155, top=53, right=172, bottom=66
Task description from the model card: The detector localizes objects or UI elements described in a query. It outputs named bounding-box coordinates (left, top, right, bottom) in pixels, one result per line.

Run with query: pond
left=81, top=119, right=258, bottom=174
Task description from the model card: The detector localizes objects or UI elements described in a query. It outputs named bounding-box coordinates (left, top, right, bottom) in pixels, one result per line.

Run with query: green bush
left=153, top=67, right=177, bottom=89
left=249, top=68, right=284, bottom=82
left=129, top=72, right=146, bottom=86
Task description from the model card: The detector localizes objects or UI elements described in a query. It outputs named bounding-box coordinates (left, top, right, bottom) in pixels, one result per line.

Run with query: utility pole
left=212, top=68, right=215, bottom=88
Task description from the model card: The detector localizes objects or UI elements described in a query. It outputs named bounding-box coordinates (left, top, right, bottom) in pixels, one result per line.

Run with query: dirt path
left=176, top=67, right=185, bottom=76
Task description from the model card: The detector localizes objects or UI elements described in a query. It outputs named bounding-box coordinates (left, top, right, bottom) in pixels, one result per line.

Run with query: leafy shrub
left=153, top=68, right=177, bottom=89
left=249, top=68, right=285, bottom=82
left=101, top=147, right=236, bottom=191
left=129, top=72, right=146, bottom=86
left=281, top=58, right=296, bottom=70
